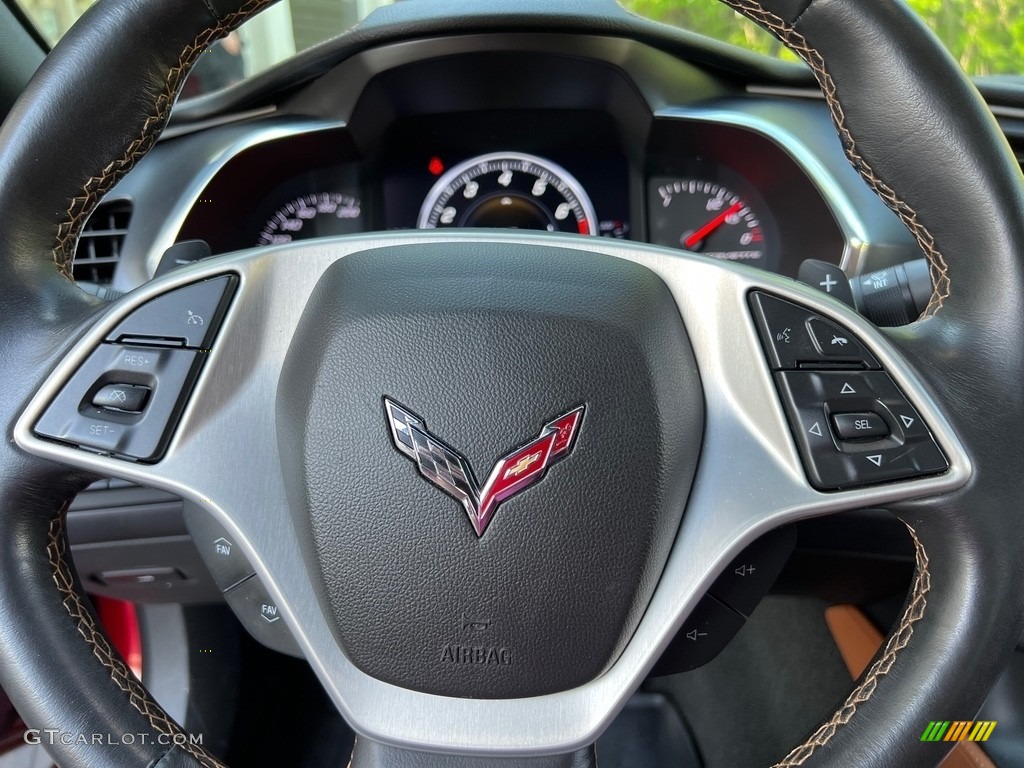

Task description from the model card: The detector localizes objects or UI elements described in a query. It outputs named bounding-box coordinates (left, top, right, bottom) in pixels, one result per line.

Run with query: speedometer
left=417, top=152, right=598, bottom=235
left=257, top=193, right=363, bottom=246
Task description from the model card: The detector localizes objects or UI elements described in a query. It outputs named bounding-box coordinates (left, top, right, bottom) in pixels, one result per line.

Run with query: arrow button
left=894, top=410, right=927, bottom=438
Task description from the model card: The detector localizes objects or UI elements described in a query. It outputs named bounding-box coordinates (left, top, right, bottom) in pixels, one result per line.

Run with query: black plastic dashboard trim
left=167, top=0, right=809, bottom=127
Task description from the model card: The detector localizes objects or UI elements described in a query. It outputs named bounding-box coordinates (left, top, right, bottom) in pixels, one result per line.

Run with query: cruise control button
left=224, top=575, right=302, bottom=658
left=92, top=383, right=150, bottom=413
left=34, top=344, right=200, bottom=461
left=106, top=275, right=235, bottom=349
left=832, top=412, right=889, bottom=440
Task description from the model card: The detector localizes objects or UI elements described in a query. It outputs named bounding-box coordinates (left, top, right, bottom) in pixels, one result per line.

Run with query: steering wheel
left=1, top=0, right=1022, bottom=766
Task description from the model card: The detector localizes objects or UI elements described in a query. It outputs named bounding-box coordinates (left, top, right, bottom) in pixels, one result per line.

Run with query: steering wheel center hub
left=275, top=242, right=703, bottom=698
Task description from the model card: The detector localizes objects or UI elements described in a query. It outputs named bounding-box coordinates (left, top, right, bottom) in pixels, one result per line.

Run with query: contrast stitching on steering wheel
left=47, top=513, right=228, bottom=767
left=719, top=0, right=951, bottom=318
left=769, top=523, right=930, bottom=767
left=50, top=0, right=274, bottom=283
left=44, top=6, right=270, bottom=765
left=39, top=3, right=939, bottom=762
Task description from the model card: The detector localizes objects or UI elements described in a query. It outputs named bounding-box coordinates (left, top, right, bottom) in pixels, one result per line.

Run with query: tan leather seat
left=826, top=605, right=996, bottom=768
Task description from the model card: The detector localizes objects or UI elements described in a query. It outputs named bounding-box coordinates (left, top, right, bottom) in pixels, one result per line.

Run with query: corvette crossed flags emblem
left=384, top=398, right=585, bottom=537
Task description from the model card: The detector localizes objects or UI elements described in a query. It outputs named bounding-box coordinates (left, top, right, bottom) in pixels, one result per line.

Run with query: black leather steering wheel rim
left=0, top=1, right=1022, bottom=767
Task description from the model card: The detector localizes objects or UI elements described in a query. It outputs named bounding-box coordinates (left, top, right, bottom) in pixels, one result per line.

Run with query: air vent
left=74, top=200, right=133, bottom=284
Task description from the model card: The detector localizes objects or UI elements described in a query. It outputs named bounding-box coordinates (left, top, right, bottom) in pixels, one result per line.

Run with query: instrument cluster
left=176, top=110, right=846, bottom=279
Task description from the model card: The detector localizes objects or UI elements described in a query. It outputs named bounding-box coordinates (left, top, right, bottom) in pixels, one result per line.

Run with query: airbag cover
left=276, top=242, right=702, bottom=698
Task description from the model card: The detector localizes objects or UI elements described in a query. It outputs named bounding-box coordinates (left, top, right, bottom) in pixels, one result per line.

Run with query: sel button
left=832, top=412, right=889, bottom=441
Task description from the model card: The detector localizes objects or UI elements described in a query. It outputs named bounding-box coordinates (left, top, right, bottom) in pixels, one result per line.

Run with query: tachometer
left=417, top=152, right=598, bottom=235
left=649, top=179, right=774, bottom=269
left=257, top=193, right=363, bottom=246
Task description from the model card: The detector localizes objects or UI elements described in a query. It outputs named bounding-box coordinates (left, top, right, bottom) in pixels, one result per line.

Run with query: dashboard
left=177, top=108, right=840, bottom=279
left=128, top=41, right=932, bottom=291
left=99, top=35, right=929, bottom=298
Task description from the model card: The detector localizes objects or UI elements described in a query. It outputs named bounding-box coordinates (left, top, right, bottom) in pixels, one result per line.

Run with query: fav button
left=183, top=501, right=255, bottom=591
left=224, top=575, right=302, bottom=658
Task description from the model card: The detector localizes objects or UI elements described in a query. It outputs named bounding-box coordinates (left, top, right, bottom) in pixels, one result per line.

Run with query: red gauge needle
left=684, top=201, right=744, bottom=249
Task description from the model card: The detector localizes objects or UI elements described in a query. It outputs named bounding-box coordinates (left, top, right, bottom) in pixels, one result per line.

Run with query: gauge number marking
left=417, top=152, right=598, bottom=236
left=653, top=180, right=767, bottom=263
left=257, top=192, right=363, bottom=246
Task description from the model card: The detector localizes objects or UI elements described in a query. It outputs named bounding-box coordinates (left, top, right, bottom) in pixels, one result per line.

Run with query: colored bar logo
left=921, top=721, right=997, bottom=742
